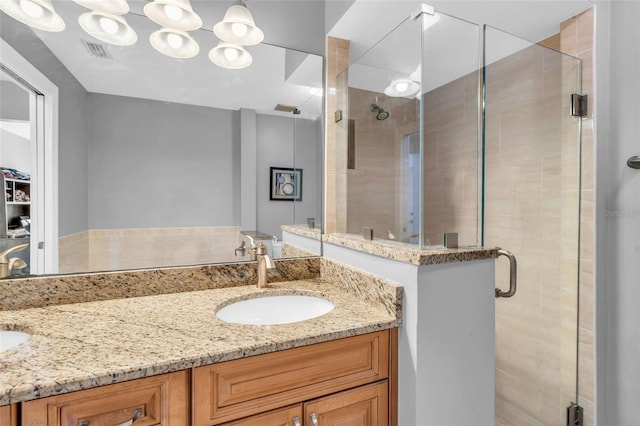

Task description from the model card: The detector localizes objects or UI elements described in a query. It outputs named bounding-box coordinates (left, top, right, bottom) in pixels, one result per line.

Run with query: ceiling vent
left=82, top=40, right=112, bottom=59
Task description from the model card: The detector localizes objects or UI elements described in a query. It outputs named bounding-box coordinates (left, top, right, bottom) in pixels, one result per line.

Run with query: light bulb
left=224, top=47, right=239, bottom=61
left=166, top=32, right=183, bottom=49
left=19, top=0, right=44, bottom=18
left=164, top=4, right=183, bottom=21
left=231, top=22, right=248, bottom=37
left=99, top=16, right=119, bottom=34
left=395, top=82, right=409, bottom=93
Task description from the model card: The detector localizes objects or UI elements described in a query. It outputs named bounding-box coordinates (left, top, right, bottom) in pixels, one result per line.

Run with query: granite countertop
left=0, top=279, right=399, bottom=406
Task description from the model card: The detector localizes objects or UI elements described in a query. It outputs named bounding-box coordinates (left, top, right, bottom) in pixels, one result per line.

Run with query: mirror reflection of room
left=0, top=0, right=324, bottom=276
left=0, top=68, right=33, bottom=277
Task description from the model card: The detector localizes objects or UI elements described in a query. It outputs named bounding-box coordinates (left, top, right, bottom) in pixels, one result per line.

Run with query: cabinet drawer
left=193, top=330, right=389, bottom=425
left=220, top=405, right=303, bottom=426
left=22, top=371, right=189, bottom=426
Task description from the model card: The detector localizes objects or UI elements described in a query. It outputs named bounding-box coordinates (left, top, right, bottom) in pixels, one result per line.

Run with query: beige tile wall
left=59, top=227, right=245, bottom=273
left=324, top=37, right=350, bottom=234
left=423, top=73, right=481, bottom=246
left=346, top=88, right=419, bottom=240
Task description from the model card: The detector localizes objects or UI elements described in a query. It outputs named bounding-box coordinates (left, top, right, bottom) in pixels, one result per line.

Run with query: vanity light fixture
left=143, top=0, right=202, bottom=32
left=0, top=0, right=65, bottom=32
left=213, top=0, right=264, bottom=46
left=150, top=27, right=199, bottom=59
left=79, top=10, right=137, bottom=46
left=209, top=41, right=252, bottom=69
left=72, top=0, right=129, bottom=15
left=384, top=77, right=420, bottom=98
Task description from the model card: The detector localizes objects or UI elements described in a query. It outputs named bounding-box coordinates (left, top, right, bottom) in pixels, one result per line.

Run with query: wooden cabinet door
left=220, top=405, right=303, bottom=426
left=22, top=371, right=189, bottom=426
left=0, top=405, right=18, bottom=426
left=194, top=330, right=389, bottom=425
left=304, top=381, right=388, bottom=426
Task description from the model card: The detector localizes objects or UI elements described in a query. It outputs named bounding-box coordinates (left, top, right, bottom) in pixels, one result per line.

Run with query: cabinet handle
left=310, top=413, right=319, bottom=426
left=292, top=416, right=301, bottom=426
left=79, top=408, right=142, bottom=426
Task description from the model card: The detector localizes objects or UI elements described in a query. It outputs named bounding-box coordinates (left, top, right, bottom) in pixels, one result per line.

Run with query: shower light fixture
left=72, top=0, right=129, bottom=15
left=79, top=10, right=137, bottom=46
left=143, top=0, right=202, bottom=32
left=214, top=0, right=264, bottom=46
left=384, top=77, right=420, bottom=98
left=150, top=27, right=199, bottom=59
left=209, top=42, right=252, bottom=69
left=0, top=0, right=65, bottom=32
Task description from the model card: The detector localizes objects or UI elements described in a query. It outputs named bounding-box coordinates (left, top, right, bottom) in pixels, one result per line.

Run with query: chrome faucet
left=0, top=243, right=29, bottom=278
left=256, top=242, right=275, bottom=288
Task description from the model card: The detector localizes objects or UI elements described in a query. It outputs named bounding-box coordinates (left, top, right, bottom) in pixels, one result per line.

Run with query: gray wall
left=0, top=81, right=29, bottom=120
left=596, top=1, right=640, bottom=424
left=1, top=16, right=89, bottom=237
left=256, top=114, right=321, bottom=239
left=87, top=93, right=240, bottom=229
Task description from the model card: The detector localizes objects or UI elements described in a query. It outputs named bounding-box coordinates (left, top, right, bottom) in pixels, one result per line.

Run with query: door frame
left=0, top=37, right=59, bottom=274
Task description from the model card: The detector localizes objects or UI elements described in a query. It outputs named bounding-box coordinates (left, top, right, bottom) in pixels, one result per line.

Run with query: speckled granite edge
left=320, top=258, right=402, bottom=322
left=281, top=224, right=323, bottom=240
left=324, top=233, right=498, bottom=265
left=0, top=257, right=320, bottom=311
left=281, top=242, right=317, bottom=258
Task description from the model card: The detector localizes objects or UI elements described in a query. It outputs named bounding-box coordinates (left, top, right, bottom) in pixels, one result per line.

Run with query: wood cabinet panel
left=0, top=405, right=18, bottom=426
left=304, top=381, right=388, bottom=426
left=193, top=330, right=389, bottom=425
left=220, top=405, right=303, bottom=426
left=21, top=371, right=189, bottom=426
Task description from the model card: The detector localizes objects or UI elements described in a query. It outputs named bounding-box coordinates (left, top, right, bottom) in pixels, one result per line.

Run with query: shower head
left=370, top=104, right=389, bottom=120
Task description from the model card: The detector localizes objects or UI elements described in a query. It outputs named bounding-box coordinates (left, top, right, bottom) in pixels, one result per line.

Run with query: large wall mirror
left=0, top=0, right=324, bottom=277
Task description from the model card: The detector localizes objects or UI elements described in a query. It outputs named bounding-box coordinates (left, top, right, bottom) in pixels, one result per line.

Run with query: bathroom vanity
left=16, top=330, right=394, bottom=425
left=0, top=258, right=401, bottom=425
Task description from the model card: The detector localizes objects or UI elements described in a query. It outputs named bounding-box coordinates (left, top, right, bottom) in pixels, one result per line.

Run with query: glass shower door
left=483, top=26, right=582, bottom=425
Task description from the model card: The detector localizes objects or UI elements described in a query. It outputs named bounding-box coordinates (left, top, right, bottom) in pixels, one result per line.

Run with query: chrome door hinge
left=567, top=403, right=584, bottom=426
left=571, top=94, right=588, bottom=117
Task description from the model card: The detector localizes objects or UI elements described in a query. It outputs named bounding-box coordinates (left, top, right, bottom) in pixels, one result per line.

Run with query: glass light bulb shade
left=384, top=78, right=420, bottom=98
left=149, top=28, right=199, bottom=59
left=213, top=2, right=264, bottom=46
left=231, top=22, right=247, bottom=37
left=223, top=46, right=239, bottom=61
left=143, top=0, right=202, bottom=31
left=20, top=0, right=43, bottom=18
left=166, top=32, right=183, bottom=48
left=79, top=11, right=137, bottom=46
left=163, top=4, right=182, bottom=20
left=99, top=15, right=119, bottom=34
left=209, top=42, right=252, bottom=69
left=0, top=0, right=65, bottom=32
left=72, top=0, right=129, bottom=15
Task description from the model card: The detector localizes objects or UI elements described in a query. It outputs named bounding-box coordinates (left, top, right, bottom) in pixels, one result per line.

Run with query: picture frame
left=270, top=167, right=302, bottom=201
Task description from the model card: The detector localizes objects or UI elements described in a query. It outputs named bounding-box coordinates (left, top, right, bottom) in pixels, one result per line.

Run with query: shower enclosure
left=335, top=6, right=582, bottom=425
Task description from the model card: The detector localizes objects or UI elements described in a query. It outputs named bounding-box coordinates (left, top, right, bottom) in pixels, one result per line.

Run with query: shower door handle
left=495, top=249, right=517, bottom=298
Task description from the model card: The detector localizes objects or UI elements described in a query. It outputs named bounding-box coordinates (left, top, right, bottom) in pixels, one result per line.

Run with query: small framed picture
left=270, top=167, right=302, bottom=201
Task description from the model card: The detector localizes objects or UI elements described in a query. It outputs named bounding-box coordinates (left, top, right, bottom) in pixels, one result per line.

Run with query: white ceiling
left=29, top=0, right=324, bottom=119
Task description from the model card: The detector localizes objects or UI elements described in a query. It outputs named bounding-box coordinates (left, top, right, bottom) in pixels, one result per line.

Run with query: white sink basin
left=0, top=330, right=30, bottom=352
left=216, top=295, right=334, bottom=325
